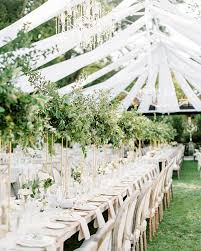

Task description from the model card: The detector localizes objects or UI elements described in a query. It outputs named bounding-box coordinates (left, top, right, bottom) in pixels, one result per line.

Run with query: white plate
left=101, top=191, right=120, bottom=196
left=17, top=235, right=54, bottom=248
left=56, top=213, right=81, bottom=222
left=46, top=222, right=66, bottom=229
left=74, top=204, right=97, bottom=211
left=89, top=197, right=108, bottom=202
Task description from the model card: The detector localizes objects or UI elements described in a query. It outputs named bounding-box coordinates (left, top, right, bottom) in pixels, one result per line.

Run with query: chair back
left=149, top=168, right=166, bottom=210
left=112, top=197, right=131, bottom=251
left=156, top=166, right=168, bottom=201
left=124, top=192, right=140, bottom=240
left=74, top=220, right=115, bottom=251
left=134, top=184, right=151, bottom=231
left=164, top=159, right=174, bottom=187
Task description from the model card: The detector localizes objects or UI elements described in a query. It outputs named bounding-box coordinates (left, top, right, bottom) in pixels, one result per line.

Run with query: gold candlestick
left=61, top=137, right=64, bottom=193
left=93, top=145, right=97, bottom=182
left=6, top=141, right=12, bottom=232
left=45, top=132, right=49, bottom=172
left=51, top=133, right=54, bottom=176
left=64, top=138, right=69, bottom=198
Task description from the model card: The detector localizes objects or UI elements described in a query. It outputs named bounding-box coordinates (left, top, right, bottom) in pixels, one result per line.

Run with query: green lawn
left=148, top=161, right=201, bottom=251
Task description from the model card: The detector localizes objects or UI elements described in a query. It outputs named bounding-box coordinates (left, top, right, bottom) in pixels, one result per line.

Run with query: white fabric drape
left=39, top=18, right=144, bottom=81
left=167, top=50, right=201, bottom=96
left=15, top=19, right=145, bottom=91
left=119, top=72, right=148, bottom=112
left=58, top=38, right=146, bottom=95
left=1, top=3, right=144, bottom=71
left=167, top=47, right=201, bottom=81
left=167, top=50, right=200, bottom=79
left=83, top=55, right=147, bottom=95
left=109, top=59, right=147, bottom=99
left=0, top=0, right=84, bottom=48
left=116, top=0, right=142, bottom=10
left=152, top=6, right=201, bottom=47
left=137, top=47, right=159, bottom=112
left=161, top=34, right=201, bottom=66
left=173, top=71, right=201, bottom=110
left=185, top=77, right=201, bottom=95
left=157, top=46, right=179, bottom=113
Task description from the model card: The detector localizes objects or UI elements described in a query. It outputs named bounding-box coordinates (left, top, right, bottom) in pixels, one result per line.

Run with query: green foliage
left=118, top=110, right=138, bottom=143
left=132, top=114, right=151, bottom=141
left=0, top=0, right=24, bottom=30
left=147, top=119, right=176, bottom=143
left=42, top=87, right=92, bottom=152
left=118, top=111, right=176, bottom=144
left=0, top=30, right=50, bottom=147
left=166, top=115, right=185, bottom=142
left=0, top=84, right=46, bottom=147
left=192, top=115, right=201, bottom=143
left=88, top=91, right=123, bottom=147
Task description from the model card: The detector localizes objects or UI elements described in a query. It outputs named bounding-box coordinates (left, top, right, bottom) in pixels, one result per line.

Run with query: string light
left=56, top=0, right=117, bottom=50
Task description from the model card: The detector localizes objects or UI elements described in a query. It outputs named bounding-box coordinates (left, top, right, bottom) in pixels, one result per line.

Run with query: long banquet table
left=0, top=145, right=183, bottom=251
left=0, top=163, right=159, bottom=250
left=142, top=145, right=184, bottom=170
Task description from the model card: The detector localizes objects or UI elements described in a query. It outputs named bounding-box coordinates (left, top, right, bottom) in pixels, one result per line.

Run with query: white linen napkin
left=127, top=186, right=132, bottom=196
left=78, top=217, right=90, bottom=241
left=93, top=208, right=105, bottom=228
left=118, top=194, right=123, bottom=207
left=108, top=200, right=116, bottom=219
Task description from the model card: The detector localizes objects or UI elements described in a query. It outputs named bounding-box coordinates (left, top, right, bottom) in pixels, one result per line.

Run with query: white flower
left=107, top=163, right=113, bottom=169
left=38, top=172, right=52, bottom=181
left=18, top=188, right=32, bottom=196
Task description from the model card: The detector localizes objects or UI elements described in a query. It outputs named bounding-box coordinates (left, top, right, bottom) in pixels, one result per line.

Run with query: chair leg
left=166, top=192, right=169, bottom=208
left=155, top=209, right=159, bottom=231
left=143, top=231, right=147, bottom=251
left=168, top=190, right=171, bottom=207
left=167, top=192, right=170, bottom=207
left=163, top=194, right=166, bottom=210
left=149, top=218, right=152, bottom=241
left=151, top=215, right=155, bottom=237
left=159, top=204, right=162, bottom=222
left=171, top=184, right=173, bottom=200
left=169, top=189, right=172, bottom=202
left=177, top=170, right=180, bottom=179
left=160, top=204, right=163, bottom=222
left=136, top=241, right=140, bottom=251
left=140, top=234, right=144, bottom=251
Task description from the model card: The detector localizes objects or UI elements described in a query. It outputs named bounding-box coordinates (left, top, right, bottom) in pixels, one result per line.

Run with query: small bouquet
left=71, top=166, right=82, bottom=183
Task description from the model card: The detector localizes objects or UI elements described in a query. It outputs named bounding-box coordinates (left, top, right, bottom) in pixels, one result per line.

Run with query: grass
left=148, top=160, right=201, bottom=251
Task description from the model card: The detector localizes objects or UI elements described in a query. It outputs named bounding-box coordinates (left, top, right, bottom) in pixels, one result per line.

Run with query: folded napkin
left=118, top=194, right=123, bottom=207
left=108, top=200, right=116, bottom=219
left=127, top=186, right=132, bottom=196
left=78, top=217, right=90, bottom=241
left=94, top=208, right=105, bottom=228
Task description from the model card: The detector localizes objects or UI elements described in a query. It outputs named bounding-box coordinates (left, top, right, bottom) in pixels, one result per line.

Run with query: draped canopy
left=1, top=0, right=201, bottom=114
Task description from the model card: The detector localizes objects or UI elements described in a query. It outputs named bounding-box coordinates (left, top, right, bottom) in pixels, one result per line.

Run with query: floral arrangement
left=97, top=164, right=107, bottom=175
left=19, top=172, right=54, bottom=199
left=170, top=141, right=178, bottom=147
left=71, top=166, right=82, bottom=183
